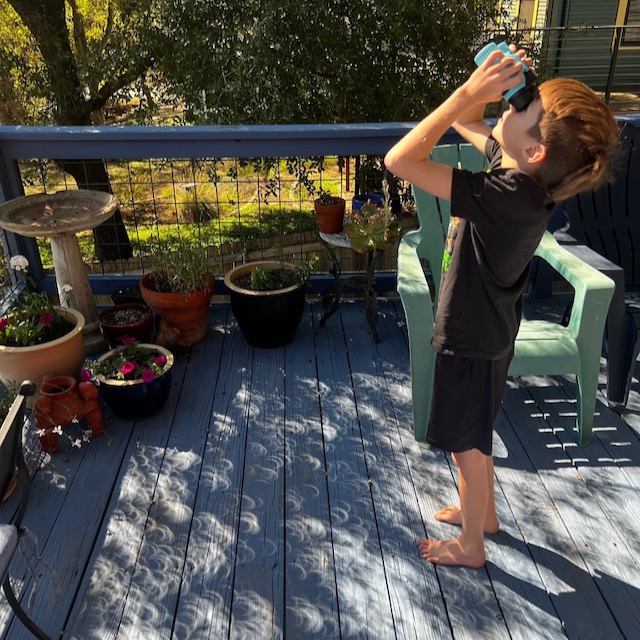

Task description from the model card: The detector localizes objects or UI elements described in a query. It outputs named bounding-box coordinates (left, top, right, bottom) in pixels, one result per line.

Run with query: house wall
left=543, top=0, right=639, bottom=91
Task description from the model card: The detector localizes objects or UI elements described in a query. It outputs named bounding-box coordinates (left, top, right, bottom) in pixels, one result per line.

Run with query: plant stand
left=0, top=190, right=118, bottom=354
left=319, top=232, right=381, bottom=343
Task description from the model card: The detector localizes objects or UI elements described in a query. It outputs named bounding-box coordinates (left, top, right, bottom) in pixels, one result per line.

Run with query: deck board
left=2, top=298, right=640, bottom=639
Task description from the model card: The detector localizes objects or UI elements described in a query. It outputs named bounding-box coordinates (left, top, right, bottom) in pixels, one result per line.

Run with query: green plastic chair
left=397, top=143, right=615, bottom=446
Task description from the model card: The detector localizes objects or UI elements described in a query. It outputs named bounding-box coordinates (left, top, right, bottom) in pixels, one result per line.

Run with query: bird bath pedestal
left=0, top=190, right=119, bottom=354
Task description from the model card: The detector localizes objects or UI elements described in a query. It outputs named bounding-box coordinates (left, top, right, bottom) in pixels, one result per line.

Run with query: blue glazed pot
left=352, top=193, right=384, bottom=211
left=95, top=344, right=174, bottom=420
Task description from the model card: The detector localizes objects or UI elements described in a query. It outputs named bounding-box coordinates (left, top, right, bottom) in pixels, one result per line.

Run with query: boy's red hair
left=532, top=78, right=618, bottom=202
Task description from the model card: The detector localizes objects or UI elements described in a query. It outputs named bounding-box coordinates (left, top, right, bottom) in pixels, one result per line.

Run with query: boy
left=384, top=46, right=618, bottom=568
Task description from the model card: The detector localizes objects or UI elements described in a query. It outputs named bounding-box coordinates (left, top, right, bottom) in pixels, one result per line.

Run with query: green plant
left=314, top=191, right=343, bottom=206
left=249, top=258, right=316, bottom=292
left=179, top=182, right=219, bottom=223
left=82, top=338, right=168, bottom=383
left=0, top=382, right=19, bottom=423
left=0, top=255, right=75, bottom=347
left=343, top=180, right=402, bottom=253
left=146, top=239, right=212, bottom=294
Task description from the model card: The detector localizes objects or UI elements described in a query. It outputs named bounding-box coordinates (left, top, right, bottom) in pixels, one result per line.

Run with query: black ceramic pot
left=224, top=262, right=306, bottom=348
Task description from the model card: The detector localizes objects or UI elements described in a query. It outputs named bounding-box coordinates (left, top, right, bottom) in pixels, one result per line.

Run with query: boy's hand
left=463, top=48, right=526, bottom=106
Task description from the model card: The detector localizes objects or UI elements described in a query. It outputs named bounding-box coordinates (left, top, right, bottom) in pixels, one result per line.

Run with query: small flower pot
left=95, top=344, right=174, bottom=420
left=314, top=197, right=346, bottom=234
left=352, top=193, right=384, bottom=211
left=98, top=303, right=154, bottom=348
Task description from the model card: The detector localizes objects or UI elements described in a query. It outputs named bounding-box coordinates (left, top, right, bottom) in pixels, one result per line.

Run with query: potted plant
left=224, top=258, right=315, bottom=348
left=82, top=338, right=174, bottom=420
left=314, top=191, right=346, bottom=234
left=343, top=180, right=402, bottom=254
left=0, top=255, right=85, bottom=387
left=98, top=302, right=154, bottom=348
left=139, top=240, right=215, bottom=348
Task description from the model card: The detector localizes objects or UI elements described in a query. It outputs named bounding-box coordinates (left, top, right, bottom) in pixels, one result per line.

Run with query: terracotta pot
left=0, top=307, right=85, bottom=388
left=95, top=344, right=174, bottom=420
left=33, top=374, right=103, bottom=453
left=224, top=261, right=306, bottom=348
left=98, top=303, right=154, bottom=348
left=314, top=197, right=346, bottom=234
left=139, top=273, right=214, bottom=348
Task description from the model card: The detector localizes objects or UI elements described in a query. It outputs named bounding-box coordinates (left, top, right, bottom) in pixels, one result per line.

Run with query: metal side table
left=319, top=232, right=382, bottom=343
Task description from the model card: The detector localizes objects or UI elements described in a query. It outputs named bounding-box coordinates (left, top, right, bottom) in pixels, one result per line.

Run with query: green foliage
left=343, top=180, right=401, bottom=253
left=0, top=255, right=73, bottom=346
left=249, top=259, right=316, bottom=292
left=161, top=0, right=501, bottom=124
left=84, top=340, right=168, bottom=383
left=1, top=0, right=501, bottom=126
left=0, top=382, right=19, bottom=423
left=315, top=191, right=343, bottom=206
left=146, top=239, right=212, bottom=294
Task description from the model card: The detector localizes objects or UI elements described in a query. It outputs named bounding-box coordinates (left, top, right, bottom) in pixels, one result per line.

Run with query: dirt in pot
left=101, top=307, right=149, bottom=325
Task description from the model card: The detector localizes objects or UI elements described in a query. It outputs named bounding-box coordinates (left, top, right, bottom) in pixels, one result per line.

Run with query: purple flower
left=120, top=336, right=136, bottom=345
left=141, top=369, right=156, bottom=383
left=154, top=355, right=167, bottom=367
left=39, top=313, right=55, bottom=325
left=81, top=369, right=92, bottom=382
left=0, top=317, right=7, bottom=331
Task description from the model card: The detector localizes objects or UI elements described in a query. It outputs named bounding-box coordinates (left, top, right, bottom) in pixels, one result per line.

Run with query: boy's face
left=491, top=97, right=544, bottom=165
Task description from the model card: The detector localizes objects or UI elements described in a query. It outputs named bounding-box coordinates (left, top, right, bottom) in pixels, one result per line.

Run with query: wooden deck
left=2, top=297, right=640, bottom=639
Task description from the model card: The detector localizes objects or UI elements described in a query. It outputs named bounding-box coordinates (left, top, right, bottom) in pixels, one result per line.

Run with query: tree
left=0, top=1, right=501, bottom=256
left=157, top=0, right=500, bottom=125
left=2, top=0, right=164, bottom=260
left=2, top=0, right=501, bottom=127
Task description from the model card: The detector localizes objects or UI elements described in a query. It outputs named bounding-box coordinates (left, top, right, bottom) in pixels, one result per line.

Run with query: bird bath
left=0, top=190, right=119, bottom=354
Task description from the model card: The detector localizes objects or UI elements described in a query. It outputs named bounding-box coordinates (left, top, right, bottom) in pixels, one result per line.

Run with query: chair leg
left=619, top=314, right=640, bottom=408
left=408, top=340, right=436, bottom=443
left=2, top=575, right=51, bottom=640
left=575, top=357, right=602, bottom=446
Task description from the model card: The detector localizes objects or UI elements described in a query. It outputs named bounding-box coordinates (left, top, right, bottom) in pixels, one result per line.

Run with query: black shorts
left=426, top=350, right=513, bottom=456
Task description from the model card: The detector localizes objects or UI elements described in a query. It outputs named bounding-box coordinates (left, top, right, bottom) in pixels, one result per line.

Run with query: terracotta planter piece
left=0, top=307, right=85, bottom=388
left=33, top=374, right=103, bottom=453
left=139, top=273, right=214, bottom=348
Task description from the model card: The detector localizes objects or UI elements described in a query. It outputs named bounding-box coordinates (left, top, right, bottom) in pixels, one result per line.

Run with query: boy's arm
left=452, top=103, right=492, bottom=153
left=385, top=50, right=523, bottom=201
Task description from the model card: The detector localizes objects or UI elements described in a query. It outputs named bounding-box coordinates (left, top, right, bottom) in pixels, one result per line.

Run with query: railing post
left=605, top=25, right=624, bottom=104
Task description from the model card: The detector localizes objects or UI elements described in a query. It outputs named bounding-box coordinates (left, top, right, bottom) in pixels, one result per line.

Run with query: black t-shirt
left=431, top=137, right=554, bottom=359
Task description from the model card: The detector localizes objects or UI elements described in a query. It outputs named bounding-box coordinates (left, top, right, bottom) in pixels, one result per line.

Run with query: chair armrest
left=534, top=231, right=615, bottom=343
left=397, top=234, right=434, bottom=309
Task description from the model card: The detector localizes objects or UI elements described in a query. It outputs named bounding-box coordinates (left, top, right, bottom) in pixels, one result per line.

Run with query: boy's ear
left=525, top=142, right=546, bottom=165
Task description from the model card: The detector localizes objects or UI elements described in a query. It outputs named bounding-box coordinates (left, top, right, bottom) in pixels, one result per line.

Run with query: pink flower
left=39, top=313, right=55, bottom=325
left=141, top=369, right=156, bottom=383
left=81, top=369, right=92, bottom=381
left=120, top=361, right=137, bottom=376
left=154, top=355, right=167, bottom=367
left=0, top=317, right=7, bottom=331
left=120, top=336, right=136, bottom=345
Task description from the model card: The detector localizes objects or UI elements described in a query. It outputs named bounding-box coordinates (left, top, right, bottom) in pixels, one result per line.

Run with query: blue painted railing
left=1, top=115, right=639, bottom=296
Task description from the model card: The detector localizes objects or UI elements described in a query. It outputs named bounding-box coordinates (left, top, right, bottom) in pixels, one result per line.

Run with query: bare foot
left=434, top=506, right=500, bottom=535
left=418, top=537, right=486, bottom=568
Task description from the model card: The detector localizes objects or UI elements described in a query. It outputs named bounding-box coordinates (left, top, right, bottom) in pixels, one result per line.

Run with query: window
left=617, top=0, right=640, bottom=47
